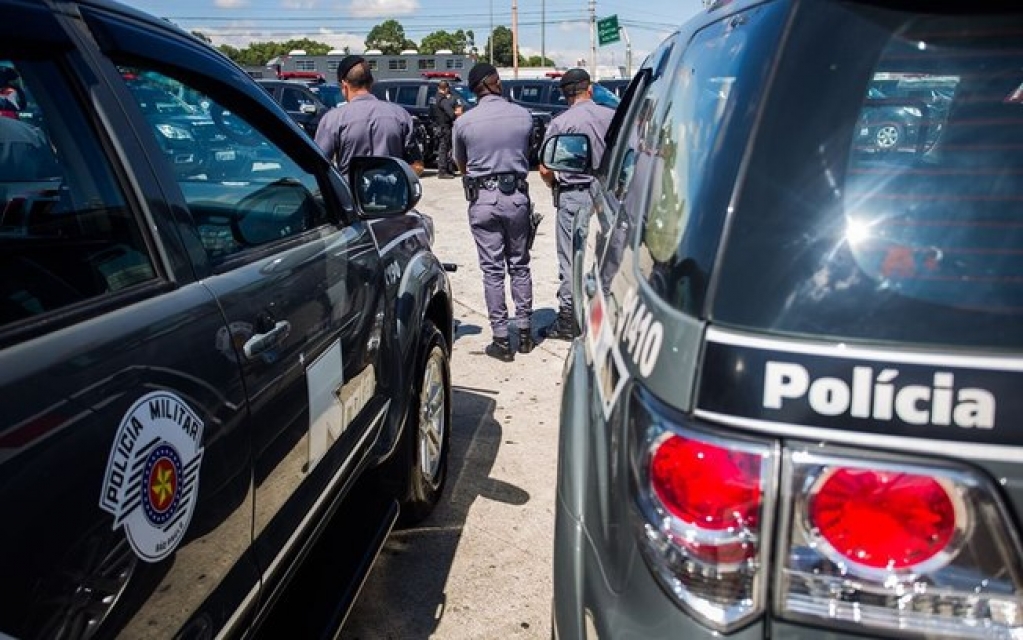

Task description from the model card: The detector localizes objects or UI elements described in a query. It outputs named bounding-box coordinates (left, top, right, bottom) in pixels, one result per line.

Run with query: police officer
left=538, top=68, right=614, bottom=340
left=431, top=80, right=457, bottom=178
left=314, top=55, right=424, bottom=176
left=453, top=62, right=535, bottom=362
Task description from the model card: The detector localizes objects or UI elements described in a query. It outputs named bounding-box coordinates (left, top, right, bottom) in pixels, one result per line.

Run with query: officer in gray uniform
left=538, top=68, right=614, bottom=340
left=315, top=55, right=424, bottom=176
left=453, top=62, right=535, bottom=362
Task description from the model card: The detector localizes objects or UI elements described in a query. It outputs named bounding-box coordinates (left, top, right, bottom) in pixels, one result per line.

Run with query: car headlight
left=155, top=123, right=194, bottom=140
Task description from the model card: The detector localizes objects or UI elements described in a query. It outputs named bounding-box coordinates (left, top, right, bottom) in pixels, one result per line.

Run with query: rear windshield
left=712, top=4, right=1023, bottom=350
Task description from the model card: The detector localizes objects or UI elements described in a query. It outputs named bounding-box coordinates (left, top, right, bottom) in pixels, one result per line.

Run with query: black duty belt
left=472, top=173, right=529, bottom=195
left=558, top=182, right=591, bottom=192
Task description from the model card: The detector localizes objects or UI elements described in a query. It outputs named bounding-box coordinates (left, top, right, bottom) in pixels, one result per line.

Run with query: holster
left=526, top=203, right=543, bottom=251
left=497, top=174, right=518, bottom=196
left=462, top=176, right=479, bottom=203
left=552, top=182, right=561, bottom=209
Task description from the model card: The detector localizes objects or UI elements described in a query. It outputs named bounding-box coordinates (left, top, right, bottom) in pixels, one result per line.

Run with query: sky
left=121, top=0, right=706, bottom=71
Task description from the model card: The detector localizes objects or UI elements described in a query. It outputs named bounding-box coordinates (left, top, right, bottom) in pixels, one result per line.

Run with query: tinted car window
left=452, top=84, right=477, bottom=106
left=118, top=67, right=327, bottom=263
left=395, top=85, right=419, bottom=106
left=638, top=5, right=782, bottom=315
left=1, top=59, right=156, bottom=329
left=713, top=5, right=1023, bottom=349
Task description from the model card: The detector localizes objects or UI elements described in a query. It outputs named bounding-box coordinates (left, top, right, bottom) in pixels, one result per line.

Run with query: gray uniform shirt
left=452, top=94, right=532, bottom=178
left=314, top=93, right=418, bottom=174
left=544, top=99, right=615, bottom=185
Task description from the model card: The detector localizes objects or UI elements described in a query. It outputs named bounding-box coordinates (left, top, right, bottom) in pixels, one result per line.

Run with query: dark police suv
left=0, top=0, right=453, bottom=637
left=543, top=1, right=1023, bottom=639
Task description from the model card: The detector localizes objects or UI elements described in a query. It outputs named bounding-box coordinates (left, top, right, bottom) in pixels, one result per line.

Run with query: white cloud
left=213, top=0, right=247, bottom=8
left=281, top=0, right=318, bottom=8
left=315, top=29, right=366, bottom=52
left=347, top=0, right=418, bottom=19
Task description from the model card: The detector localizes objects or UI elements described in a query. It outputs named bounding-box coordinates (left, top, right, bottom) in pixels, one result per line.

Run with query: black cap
left=468, top=63, right=498, bottom=91
left=559, top=68, right=590, bottom=96
left=337, top=55, right=366, bottom=81
left=0, top=66, right=18, bottom=85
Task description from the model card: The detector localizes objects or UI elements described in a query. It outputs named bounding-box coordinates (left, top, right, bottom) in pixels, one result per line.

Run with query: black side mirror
left=349, top=156, right=422, bottom=218
left=541, top=133, right=592, bottom=174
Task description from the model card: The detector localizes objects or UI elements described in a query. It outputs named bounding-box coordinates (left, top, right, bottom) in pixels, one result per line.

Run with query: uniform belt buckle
left=480, top=177, right=498, bottom=190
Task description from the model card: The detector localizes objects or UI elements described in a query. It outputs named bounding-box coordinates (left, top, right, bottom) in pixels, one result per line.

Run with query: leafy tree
left=216, top=38, right=332, bottom=67
left=191, top=30, right=212, bottom=44
left=365, top=20, right=417, bottom=55
left=418, top=29, right=474, bottom=55
left=522, top=55, right=555, bottom=67
left=485, top=26, right=519, bottom=67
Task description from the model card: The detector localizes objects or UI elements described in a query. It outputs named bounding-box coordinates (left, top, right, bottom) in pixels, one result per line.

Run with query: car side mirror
left=349, top=156, right=422, bottom=218
left=541, top=133, right=592, bottom=174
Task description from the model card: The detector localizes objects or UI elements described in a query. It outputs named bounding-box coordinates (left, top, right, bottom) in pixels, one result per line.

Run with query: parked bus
left=265, top=49, right=475, bottom=82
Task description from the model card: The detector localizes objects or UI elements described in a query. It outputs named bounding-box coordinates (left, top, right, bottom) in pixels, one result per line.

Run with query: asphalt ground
left=339, top=168, right=571, bottom=640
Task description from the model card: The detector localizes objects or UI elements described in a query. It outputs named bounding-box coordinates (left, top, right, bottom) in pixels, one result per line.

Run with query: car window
left=0, top=59, right=156, bottom=329
left=517, top=85, right=542, bottom=103
left=452, top=84, right=477, bottom=106
left=280, top=86, right=310, bottom=111
left=396, top=85, right=419, bottom=106
left=637, top=5, right=782, bottom=315
left=713, top=5, right=1023, bottom=349
left=116, top=67, right=328, bottom=264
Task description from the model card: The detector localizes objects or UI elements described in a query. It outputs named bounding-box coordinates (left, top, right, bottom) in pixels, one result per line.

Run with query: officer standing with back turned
left=314, top=55, right=424, bottom=176
left=453, top=62, right=535, bottom=362
left=538, top=68, right=614, bottom=340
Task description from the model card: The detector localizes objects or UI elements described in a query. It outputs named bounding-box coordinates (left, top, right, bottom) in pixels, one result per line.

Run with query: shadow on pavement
left=339, top=385, right=521, bottom=639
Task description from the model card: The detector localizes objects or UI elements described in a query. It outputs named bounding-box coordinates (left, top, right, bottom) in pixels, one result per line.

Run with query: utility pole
left=588, top=0, right=596, bottom=79
left=541, top=0, right=545, bottom=68
left=512, top=0, right=519, bottom=78
left=621, top=25, right=632, bottom=77
left=489, top=0, right=494, bottom=63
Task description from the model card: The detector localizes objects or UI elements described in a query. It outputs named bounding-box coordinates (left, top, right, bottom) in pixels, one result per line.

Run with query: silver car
left=545, top=1, right=1023, bottom=638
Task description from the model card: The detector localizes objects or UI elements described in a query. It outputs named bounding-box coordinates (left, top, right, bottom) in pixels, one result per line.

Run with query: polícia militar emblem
left=100, top=391, right=205, bottom=562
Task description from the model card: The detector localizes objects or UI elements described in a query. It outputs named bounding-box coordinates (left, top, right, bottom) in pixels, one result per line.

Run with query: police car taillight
left=630, top=390, right=777, bottom=632
left=776, top=448, right=1023, bottom=639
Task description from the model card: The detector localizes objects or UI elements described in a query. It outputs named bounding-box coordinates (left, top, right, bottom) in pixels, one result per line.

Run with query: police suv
left=0, top=0, right=453, bottom=637
left=543, top=1, right=1023, bottom=639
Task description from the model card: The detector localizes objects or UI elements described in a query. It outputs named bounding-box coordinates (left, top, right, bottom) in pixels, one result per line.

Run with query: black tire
left=380, top=320, right=451, bottom=527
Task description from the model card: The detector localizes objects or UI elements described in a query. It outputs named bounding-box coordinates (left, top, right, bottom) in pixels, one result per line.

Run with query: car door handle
left=243, top=321, right=291, bottom=359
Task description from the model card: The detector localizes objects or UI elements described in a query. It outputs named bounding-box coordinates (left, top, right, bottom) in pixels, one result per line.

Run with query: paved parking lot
left=340, top=169, right=570, bottom=639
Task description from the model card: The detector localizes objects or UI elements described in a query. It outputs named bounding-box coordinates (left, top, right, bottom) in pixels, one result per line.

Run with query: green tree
left=522, top=54, right=555, bottom=67
left=485, top=26, right=519, bottom=67
left=191, top=30, right=212, bottom=44
left=418, top=29, right=474, bottom=55
left=365, top=20, right=417, bottom=55
left=216, top=39, right=332, bottom=67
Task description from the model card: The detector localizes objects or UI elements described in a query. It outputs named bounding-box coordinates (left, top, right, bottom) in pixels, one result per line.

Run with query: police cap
left=468, top=63, right=498, bottom=91
left=559, top=67, right=590, bottom=96
left=337, top=55, right=366, bottom=82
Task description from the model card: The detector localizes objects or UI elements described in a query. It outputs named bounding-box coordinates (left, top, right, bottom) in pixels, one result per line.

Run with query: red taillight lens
left=808, top=468, right=956, bottom=571
left=650, top=435, right=762, bottom=564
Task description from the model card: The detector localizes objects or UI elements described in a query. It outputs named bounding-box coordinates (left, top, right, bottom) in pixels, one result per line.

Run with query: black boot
left=546, top=309, right=578, bottom=341
left=518, top=327, right=535, bottom=354
left=485, top=336, right=514, bottom=362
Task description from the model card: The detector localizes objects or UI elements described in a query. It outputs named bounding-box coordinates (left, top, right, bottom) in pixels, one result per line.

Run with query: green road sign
left=597, top=15, right=620, bottom=46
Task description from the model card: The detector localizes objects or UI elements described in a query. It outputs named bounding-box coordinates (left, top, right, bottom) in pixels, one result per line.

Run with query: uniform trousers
left=435, top=124, right=453, bottom=174
left=468, top=187, right=533, bottom=338
left=555, top=188, right=592, bottom=312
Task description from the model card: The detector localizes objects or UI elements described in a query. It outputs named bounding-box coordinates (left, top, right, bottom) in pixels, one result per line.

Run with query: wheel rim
left=418, top=347, right=447, bottom=487
left=876, top=124, right=900, bottom=149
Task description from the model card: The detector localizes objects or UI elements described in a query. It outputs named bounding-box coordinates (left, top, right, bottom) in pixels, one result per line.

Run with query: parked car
left=543, top=1, right=1023, bottom=640
left=855, top=86, right=928, bottom=152
left=371, top=77, right=549, bottom=166
left=256, top=78, right=329, bottom=137
left=0, top=1, right=453, bottom=638
left=598, top=78, right=631, bottom=99
left=310, top=81, right=345, bottom=108
left=501, top=77, right=620, bottom=116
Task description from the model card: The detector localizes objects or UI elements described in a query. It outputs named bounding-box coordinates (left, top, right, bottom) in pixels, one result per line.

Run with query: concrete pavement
left=339, top=169, right=571, bottom=640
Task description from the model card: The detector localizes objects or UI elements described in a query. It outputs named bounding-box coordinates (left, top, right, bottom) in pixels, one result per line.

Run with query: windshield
left=709, top=5, right=1023, bottom=349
